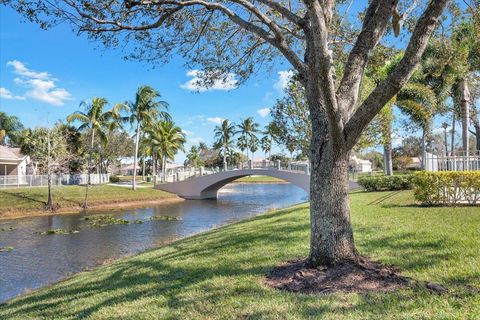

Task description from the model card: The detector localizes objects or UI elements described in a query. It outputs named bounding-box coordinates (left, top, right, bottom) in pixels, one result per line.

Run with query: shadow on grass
left=0, top=203, right=476, bottom=319
left=0, top=190, right=46, bottom=205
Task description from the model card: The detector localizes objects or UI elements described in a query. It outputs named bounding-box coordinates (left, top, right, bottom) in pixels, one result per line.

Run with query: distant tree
left=67, top=97, right=121, bottom=207
left=20, top=126, right=70, bottom=211
left=147, top=120, right=186, bottom=183
left=0, top=112, right=24, bottom=146
left=185, top=145, right=204, bottom=167
left=214, top=119, right=236, bottom=170
left=237, top=117, right=259, bottom=163
left=260, top=135, right=272, bottom=160
left=121, top=85, right=170, bottom=190
left=249, top=135, right=259, bottom=163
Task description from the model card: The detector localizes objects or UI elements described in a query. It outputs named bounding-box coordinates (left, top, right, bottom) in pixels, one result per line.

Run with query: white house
left=0, top=146, right=31, bottom=179
left=350, top=155, right=372, bottom=173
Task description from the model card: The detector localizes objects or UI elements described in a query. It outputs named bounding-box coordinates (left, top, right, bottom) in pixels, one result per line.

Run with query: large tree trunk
left=306, top=75, right=357, bottom=266
left=309, top=133, right=356, bottom=265
left=383, top=142, right=393, bottom=176
left=459, top=79, right=470, bottom=152
left=132, top=121, right=141, bottom=190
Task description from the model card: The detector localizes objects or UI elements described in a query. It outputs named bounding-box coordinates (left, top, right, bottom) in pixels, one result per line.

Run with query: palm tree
left=147, top=120, right=186, bottom=183
left=250, top=135, right=259, bottom=164
left=214, top=119, right=236, bottom=170
left=67, top=97, right=121, bottom=207
left=260, top=135, right=272, bottom=160
left=121, top=85, right=170, bottom=190
left=236, top=135, right=249, bottom=165
left=237, top=117, right=259, bottom=163
left=185, top=145, right=203, bottom=167
left=0, top=112, right=24, bottom=146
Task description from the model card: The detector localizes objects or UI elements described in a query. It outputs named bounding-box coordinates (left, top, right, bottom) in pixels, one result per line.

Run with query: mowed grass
left=1, top=190, right=479, bottom=319
left=0, top=185, right=175, bottom=214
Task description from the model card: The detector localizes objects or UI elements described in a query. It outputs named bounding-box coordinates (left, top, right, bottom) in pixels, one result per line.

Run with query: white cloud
left=7, top=60, right=51, bottom=80
left=274, top=70, right=294, bottom=92
left=189, top=137, right=204, bottom=144
left=257, top=108, right=270, bottom=118
left=6, top=60, right=73, bottom=106
left=0, top=87, right=25, bottom=100
left=206, top=117, right=224, bottom=125
left=180, top=69, right=238, bottom=92
left=182, top=129, right=193, bottom=136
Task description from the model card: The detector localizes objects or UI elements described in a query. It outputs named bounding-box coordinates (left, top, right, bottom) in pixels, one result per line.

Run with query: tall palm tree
left=237, top=117, right=259, bottom=163
left=147, top=120, right=186, bottom=183
left=260, top=135, right=272, bottom=160
left=67, top=97, right=121, bottom=207
left=121, top=85, right=170, bottom=190
left=214, top=119, right=236, bottom=170
left=185, top=145, right=203, bottom=167
left=0, top=112, right=24, bottom=146
left=250, top=135, right=259, bottom=164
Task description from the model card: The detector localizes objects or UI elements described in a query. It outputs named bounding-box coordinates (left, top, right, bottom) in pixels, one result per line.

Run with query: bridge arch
left=155, top=169, right=310, bottom=199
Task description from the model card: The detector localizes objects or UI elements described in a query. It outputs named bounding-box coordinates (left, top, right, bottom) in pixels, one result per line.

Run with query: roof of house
left=0, top=146, right=26, bottom=160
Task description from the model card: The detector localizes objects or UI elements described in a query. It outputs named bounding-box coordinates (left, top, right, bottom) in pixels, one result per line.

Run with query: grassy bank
left=0, top=185, right=178, bottom=219
left=1, top=190, right=479, bottom=319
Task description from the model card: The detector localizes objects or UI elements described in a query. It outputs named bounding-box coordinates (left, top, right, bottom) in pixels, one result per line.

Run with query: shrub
left=109, top=175, right=120, bottom=183
left=358, top=174, right=414, bottom=192
left=413, top=171, right=480, bottom=206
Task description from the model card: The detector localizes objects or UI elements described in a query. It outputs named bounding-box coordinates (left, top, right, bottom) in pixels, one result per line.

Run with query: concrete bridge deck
left=155, top=168, right=359, bottom=200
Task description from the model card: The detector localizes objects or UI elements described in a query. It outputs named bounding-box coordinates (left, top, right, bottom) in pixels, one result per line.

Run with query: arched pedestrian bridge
left=155, top=168, right=358, bottom=200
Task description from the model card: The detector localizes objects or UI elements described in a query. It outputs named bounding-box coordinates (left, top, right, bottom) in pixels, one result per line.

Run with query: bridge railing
left=153, top=160, right=311, bottom=185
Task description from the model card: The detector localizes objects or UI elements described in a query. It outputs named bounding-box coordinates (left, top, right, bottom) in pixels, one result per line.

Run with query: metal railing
left=425, top=151, right=480, bottom=172
left=153, top=160, right=311, bottom=185
left=0, top=173, right=110, bottom=188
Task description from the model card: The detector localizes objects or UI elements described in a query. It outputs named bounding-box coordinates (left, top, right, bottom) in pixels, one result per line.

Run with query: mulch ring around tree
left=264, top=256, right=449, bottom=295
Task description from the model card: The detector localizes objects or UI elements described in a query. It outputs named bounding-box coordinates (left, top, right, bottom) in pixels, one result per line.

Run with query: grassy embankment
left=0, top=185, right=178, bottom=219
left=1, top=190, right=479, bottom=319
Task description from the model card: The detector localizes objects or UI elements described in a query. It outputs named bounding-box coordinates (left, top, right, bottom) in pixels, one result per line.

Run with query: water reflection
left=0, top=183, right=306, bottom=302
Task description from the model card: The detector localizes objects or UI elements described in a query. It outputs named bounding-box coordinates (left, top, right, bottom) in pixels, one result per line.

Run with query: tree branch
left=336, top=0, right=398, bottom=117
left=78, top=0, right=307, bottom=73
left=344, top=0, right=451, bottom=150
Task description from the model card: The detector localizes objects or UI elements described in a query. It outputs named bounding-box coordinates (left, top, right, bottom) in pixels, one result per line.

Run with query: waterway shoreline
left=0, top=196, right=184, bottom=221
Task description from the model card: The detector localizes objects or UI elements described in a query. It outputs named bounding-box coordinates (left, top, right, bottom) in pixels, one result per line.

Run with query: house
left=350, top=155, right=372, bottom=173
left=406, top=157, right=422, bottom=170
left=0, top=146, right=31, bottom=178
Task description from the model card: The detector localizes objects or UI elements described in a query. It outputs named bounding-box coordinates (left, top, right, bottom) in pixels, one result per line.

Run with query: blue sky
left=0, top=6, right=292, bottom=162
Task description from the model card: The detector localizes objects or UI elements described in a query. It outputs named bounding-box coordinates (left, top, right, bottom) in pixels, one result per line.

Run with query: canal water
left=0, top=183, right=306, bottom=302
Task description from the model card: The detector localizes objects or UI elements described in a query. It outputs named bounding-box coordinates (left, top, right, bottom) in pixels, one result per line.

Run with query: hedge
left=413, top=171, right=480, bottom=206
left=357, top=175, right=414, bottom=192
left=109, top=175, right=120, bottom=183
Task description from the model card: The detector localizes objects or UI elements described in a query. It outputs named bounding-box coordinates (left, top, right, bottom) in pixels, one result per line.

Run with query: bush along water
left=357, top=174, right=414, bottom=192
left=413, top=171, right=480, bottom=206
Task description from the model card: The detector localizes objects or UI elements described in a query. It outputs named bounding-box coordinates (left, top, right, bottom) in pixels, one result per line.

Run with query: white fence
left=0, top=173, right=110, bottom=188
left=425, top=151, right=480, bottom=172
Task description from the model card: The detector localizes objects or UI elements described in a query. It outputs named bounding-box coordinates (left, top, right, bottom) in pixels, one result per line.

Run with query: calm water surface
left=0, top=183, right=306, bottom=302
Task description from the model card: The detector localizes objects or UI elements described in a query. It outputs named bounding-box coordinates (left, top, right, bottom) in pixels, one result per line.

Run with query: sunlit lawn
left=0, top=185, right=175, bottom=214
left=1, top=190, right=479, bottom=319
left=234, top=175, right=286, bottom=183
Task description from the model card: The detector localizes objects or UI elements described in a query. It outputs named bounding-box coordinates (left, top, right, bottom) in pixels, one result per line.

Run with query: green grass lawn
left=0, top=185, right=175, bottom=214
left=1, top=190, right=479, bottom=319
left=234, top=175, right=286, bottom=183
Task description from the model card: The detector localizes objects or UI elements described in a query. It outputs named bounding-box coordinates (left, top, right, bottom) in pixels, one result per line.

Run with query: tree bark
left=383, top=143, right=393, bottom=176
left=223, top=142, right=227, bottom=171
left=460, top=79, right=470, bottom=152
left=309, top=135, right=357, bottom=265
left=451, top=112, right=456, bottom=155
left=132, top=120, right=141, bottom=190
left=306, top=75, right=356, bottom=266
